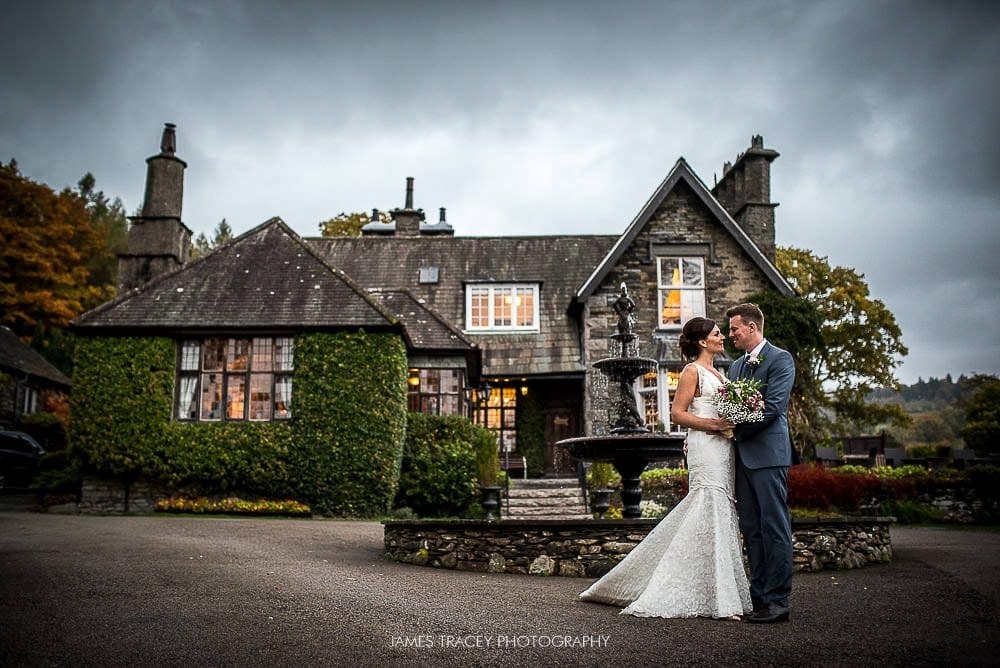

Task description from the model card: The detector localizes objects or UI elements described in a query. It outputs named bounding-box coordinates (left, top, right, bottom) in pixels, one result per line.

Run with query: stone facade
left=76, top=477, right=176, bottom=514
left=383, top=517, right=894, bottom=577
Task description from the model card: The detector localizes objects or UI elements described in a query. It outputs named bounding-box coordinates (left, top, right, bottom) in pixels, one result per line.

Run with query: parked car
left=0, top=429, right=46, bottom=490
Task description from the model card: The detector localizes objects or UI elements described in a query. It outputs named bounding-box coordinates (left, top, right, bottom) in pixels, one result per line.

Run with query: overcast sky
left=2, top=0, right=998, bottom=385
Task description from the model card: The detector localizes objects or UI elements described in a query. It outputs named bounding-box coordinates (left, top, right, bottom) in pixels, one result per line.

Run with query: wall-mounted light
left=407, top=369, right=420, bottom=387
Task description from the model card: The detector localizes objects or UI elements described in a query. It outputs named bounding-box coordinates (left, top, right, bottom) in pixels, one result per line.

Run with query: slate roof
left=307, top=235, right=617, bottom=376
left=73, top=218, right=396, bottom=332
left=576, top=158, right=795, bottom=299
left=0, top=326, right=71, bottom=388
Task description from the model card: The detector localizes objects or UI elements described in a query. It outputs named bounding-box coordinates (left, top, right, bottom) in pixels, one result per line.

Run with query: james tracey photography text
left=389, top=634, right=611, bottom=649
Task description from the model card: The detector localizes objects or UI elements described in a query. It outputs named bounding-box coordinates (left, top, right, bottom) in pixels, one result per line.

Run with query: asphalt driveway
left=1, top=513, right=998, bottom=666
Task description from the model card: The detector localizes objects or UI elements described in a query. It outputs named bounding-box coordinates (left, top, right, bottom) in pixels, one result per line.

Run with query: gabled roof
left=370, top=288, right=477, bottom=353
left=309, top=235, right=616, bottom=376
left=575, top=158, right=795, bottom=299
left=0, top=326, right=71, bottom=388
left=73, top=218, right=396, bottom=332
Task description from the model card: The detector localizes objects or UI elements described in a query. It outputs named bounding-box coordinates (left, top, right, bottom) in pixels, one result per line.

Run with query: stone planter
left=479, top=486, right=502, bottom=522
left=589, top=489, right=613, bottom=518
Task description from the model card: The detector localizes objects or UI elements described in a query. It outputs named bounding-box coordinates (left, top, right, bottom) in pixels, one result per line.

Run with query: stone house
left=0, top=325, right=71, bottom=427
left=73, top=124, right=792, bottom=479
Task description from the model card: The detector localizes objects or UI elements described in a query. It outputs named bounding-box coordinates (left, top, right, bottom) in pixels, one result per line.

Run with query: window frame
left=464, top=283, right=541, bottom=333
left=175, top=336, right=294, bottom=423
left=406, top=367, right=466, bottom=417
left=656, top=256, right=706, bottom=330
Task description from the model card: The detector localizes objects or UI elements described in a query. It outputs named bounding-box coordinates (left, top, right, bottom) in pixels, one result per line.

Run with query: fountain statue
left=558, top=283, right=686, bottom=518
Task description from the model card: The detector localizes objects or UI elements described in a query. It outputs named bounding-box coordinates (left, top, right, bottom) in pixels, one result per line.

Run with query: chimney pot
left=439, top=207, right=446, bottom=223
left=405, top=177, right=414, bottom=209
left=160, top=122, right=177, bottom=155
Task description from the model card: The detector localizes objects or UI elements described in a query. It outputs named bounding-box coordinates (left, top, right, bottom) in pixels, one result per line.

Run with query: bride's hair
left=679, top=317, right=716, bottom=359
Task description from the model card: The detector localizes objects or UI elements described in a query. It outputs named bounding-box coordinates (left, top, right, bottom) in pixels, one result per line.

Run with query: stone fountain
left=558, top=283, right=686, bottom=518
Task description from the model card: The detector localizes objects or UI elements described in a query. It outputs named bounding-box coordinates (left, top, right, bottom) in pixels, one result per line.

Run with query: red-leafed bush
left=788, top=464, right=880, bottom=512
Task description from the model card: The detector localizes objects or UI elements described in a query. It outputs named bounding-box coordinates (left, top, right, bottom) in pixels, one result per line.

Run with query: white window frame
left=464, top=283, right=541, bottom=333
left=656, top=256, right=706, bottom=330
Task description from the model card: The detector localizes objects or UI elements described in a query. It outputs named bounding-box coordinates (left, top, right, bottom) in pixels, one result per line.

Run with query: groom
left=726, top=303, right=795, bottom=624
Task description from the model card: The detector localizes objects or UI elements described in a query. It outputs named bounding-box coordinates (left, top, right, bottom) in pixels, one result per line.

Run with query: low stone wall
left=76, top=477, right=174, bottom=514
left=383, top=517, right=894, bottom=577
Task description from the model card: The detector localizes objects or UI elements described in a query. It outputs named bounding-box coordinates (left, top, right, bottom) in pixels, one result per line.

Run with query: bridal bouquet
left=713, top=378, right=765, bottom=438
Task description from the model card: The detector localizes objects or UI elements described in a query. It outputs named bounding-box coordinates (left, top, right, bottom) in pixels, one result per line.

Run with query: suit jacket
left=727, top=341, right=795, bottom=469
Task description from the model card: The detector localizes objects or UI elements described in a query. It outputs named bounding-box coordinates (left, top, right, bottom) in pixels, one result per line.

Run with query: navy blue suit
left=728, top=341, right=795, bottom=610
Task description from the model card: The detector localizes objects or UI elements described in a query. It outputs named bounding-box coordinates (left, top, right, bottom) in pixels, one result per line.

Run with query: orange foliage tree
left=0, top=160, right=112, bottom=337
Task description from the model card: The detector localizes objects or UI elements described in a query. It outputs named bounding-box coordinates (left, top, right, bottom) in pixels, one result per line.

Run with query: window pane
left=274, top=376, right=292, bottom=418
left=682, top=258, right=704, bottom=286
left=177, top=374, right=199, bottom=420
left=470, top=287, right=490, bottom=328
left=420, top=369, right=440, bottom=394
left=252, top=338, right=273, bottom=371
left=274, top=338, right=294, bottom=371
left=203, top=339, right=225, bottom=371
left=180, top=341, right=200, bottom=371
left=493, top=287, right=512, bottom=326
left=420, top=395, right=440, bottom=415
left=661, top=288, right=681, bottom=326
left=680, top=289, right=706, bottom=325
left=516, top=287, right=534, bottom=327
left=227, top=339, right=250, bottom=371
left=440, top=395, right=459, bottom=415
left=200, top=373, right=223, bottom=420
left=503, top=409, right=516, bottom=428
left=440, top=369, right=460, bottom=394
left=250, top=373, right=273, bottom=421
left=227, top=375, right=247, bottom=420
left=659, top=258, right=681, bottom=287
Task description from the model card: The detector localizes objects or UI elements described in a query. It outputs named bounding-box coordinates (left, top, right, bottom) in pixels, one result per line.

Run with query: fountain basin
left=558, top=433, right=686, bottom=518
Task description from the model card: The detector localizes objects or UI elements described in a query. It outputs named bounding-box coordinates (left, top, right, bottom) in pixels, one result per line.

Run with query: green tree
left=738, top=289, right=825, bottom=455
left=961, top=375, right=1000, bottom=455
left=319, top=210, right=391, bottom=237
left=77, top=172, right=128, bottom=289
left=776, top=247, right=909, bottom=433
left=190, top=219, right=233, bottom=259
left=0, top=160, right=108, bottom=337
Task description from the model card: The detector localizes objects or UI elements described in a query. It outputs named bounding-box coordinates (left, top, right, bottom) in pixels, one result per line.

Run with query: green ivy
left=514, top=391, right=546, bottom=477
left=69, top=331, right=408, bottom=517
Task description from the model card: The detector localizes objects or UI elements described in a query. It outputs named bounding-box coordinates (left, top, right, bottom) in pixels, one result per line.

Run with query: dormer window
left=657, top=257, right=705, bottom=329
left=465, top=283, right=540, bottom=332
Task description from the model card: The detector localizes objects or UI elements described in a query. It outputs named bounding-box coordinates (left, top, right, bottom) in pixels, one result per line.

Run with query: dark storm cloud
left=1, top=0, right=998, bottom=383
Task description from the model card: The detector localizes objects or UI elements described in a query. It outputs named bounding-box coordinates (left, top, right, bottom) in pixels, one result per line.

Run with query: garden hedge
left=69, top=331, right=408, bottom=517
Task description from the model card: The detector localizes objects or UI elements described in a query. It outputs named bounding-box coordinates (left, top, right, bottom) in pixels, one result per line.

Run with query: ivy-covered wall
left=69, top=331, right=408, bottom=516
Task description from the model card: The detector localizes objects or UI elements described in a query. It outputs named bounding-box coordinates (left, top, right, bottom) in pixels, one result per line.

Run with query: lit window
left=658, top=257, right=705, bottom=329
left=407, top=368, right=465, bottom=416
left=176, top=337, right=294, bottom=422
left=465, top=284, right=540, bottom=332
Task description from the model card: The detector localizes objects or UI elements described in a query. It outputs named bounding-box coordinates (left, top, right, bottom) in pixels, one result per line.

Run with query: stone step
left=509, top=478, right=582, bottom=489
left=504, top=504, right=589, bottom=516
left=506, top=488, right=585, bottom=500
left=505, top=496, right=586, bottom=509
left=504, top=514, right=594, bottom=521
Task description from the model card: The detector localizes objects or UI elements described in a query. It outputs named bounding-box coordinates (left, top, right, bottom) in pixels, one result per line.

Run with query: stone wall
left=76, top=477, right=175, bottom=514
left=383, top=517, right=894, bottom=577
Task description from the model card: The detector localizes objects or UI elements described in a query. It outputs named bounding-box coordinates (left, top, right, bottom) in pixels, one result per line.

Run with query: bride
left=579, top=316, right=752, bottom=619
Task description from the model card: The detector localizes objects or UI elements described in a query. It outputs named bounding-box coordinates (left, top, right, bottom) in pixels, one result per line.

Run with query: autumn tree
left=961, top=375, right=1000, bottom=455
left=319, top=210, right=391, bottom=237
left=190, top=219, right=233, bottom=259
left=776, top=247, right=909, bottom=434
left=0, top=160, right=109, bottom=338
left=738, top=289, right=825, bottom=455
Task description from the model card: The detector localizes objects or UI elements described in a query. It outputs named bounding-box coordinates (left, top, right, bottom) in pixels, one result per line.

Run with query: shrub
left=787, top=464, right=880, bottom=512
left=587, top=462, right=618, bottom=490
left=474, top=429, right=500, bottom=487
left=640, top=467, right=689, bottom=500
left=395, top=413, right=492, bottom=517
left=879, top=499, right=945, bottom=524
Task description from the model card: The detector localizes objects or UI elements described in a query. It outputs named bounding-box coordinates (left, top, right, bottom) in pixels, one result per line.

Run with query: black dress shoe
left=746, top=605, right=790, bottom=624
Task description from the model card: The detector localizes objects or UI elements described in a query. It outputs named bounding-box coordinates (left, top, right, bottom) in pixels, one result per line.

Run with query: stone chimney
left=117, top=123, right=192, bottom=293
left=710, top=134, right=780, bottom=263
left=390, top=176, right=425, bottom=237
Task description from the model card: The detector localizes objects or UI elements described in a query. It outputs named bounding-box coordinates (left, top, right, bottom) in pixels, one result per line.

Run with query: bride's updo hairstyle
left=678, top=317, right=716, bottom=359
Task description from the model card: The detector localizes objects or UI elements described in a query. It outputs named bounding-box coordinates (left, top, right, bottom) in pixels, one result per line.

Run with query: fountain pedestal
left=557, top=283, right=686, bottom=518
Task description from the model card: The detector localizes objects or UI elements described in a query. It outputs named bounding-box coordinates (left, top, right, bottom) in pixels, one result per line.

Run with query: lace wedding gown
left=579, top=364, right=752, bottom=618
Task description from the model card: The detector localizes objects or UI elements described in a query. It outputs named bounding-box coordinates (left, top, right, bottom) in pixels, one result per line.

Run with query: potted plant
left=587, top=462, right=617, bottom=518
left=475, top=430, right=502, bottom=521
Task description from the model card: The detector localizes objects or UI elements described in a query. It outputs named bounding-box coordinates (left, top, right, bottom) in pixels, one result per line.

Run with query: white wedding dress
left=579, top=363, right=752, bottom=618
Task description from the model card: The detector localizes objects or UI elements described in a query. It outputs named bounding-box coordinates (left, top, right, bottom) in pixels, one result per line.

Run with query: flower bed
left=155, top=496, right=311, bottom=517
